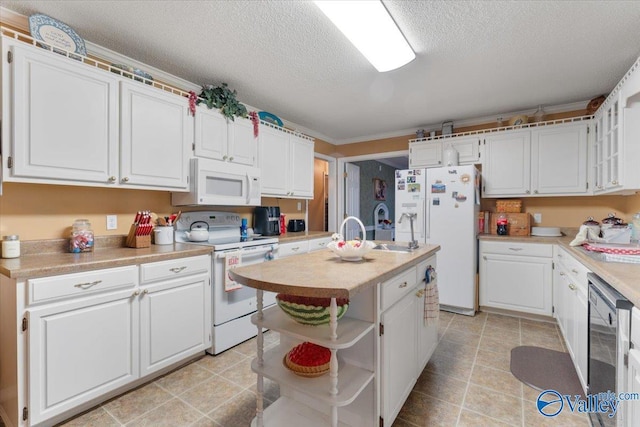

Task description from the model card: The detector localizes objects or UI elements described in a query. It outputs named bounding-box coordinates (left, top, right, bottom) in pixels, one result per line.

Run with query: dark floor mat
left=510, top=345, right=584, bottom=397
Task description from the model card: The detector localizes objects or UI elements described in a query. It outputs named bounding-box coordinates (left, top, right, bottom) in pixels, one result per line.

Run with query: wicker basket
left=496, top=199, right=522, bottom=213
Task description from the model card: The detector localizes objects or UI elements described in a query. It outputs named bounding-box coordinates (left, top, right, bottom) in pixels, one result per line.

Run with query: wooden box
left=489, top=213, right=531, bottom=236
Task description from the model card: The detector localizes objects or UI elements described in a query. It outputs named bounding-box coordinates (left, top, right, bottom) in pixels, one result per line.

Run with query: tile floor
left=2, top=311, right=589, bottom=427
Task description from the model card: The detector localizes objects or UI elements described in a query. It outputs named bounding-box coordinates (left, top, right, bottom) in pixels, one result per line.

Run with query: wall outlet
left=106, top=215, right=118, bottom=230
left=297, top=202, right=302, bottom=211
left=533, top=213, right=542, bottom=224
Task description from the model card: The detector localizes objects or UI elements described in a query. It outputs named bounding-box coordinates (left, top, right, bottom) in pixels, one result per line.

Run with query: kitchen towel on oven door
left=225, top=250, right=243, bottom=292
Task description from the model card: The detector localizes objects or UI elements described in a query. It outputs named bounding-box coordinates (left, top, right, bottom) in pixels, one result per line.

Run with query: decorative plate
left=111, top=64, right=154, bottom=85
left=28, top=14, right=87, bottom=57
left=258, top=111, right=283, bottom=127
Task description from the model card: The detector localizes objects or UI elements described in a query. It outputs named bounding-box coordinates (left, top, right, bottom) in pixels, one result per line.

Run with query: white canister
left=2, top=235, right=20, bottom=258
left=443, top=144, right=459, bottom=166
left=154, top=226, right=174, bottom=245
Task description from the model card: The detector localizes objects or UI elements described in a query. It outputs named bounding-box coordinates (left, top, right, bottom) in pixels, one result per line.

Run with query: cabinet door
left=120, top=81, right=192, bottom=190
left=479, top=253, right=552, bottom=316
left=409, top=141, right=442, bottom=168
left=593, top=115, right=606, bottom=192
left=604, top=96, right=622, bottom=190
left=381, top=292, right=417, bottom=426
left=289, top=135, right=314, bottom=198
left=228, top=116, right=258, bottom=167
left=139, top=273, right=211, bottom=376
left=27, top=289, right=138, bottom=425
left=531, top=123, right=588, bottom=195
left=8, top=43, right=119, bottom=184
left=416, top=287, right=438, bottom=372
left=482, top=131, right=531, bottom=196
left=260, top=125, right=289, bottom=196
left=574, top=286, right=588, bottom=391
left=553, top=267, right=570, bottom=342
left=449, top=136, right=481, bottom=165
left=194, top=106, right=228, bottom=161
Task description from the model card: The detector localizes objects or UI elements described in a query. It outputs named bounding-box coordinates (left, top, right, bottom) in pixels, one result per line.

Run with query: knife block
left=126, top=224, right=151, bottom=248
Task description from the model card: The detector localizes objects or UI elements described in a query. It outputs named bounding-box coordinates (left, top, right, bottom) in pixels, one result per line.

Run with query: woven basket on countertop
left=496, top=199, right=522, bottom=213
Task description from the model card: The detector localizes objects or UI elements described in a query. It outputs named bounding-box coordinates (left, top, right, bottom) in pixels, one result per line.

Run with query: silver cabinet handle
left=526, top=190, right=531, bottom=194
left=132, top=290, right=141, bottom=297
left=169, top=266, right=187, bottom=273
left=229, top=156, right=234, bottom=161
left=291, top=247, right=300, bottom=252
left=534, top=190, right=539, bottom=194
left=74, top=280, right=102, bottom=289
left=108, top=176, right=116, bottom=182
left=571, top=269, right=579, bottom=274
left=508, top=247, right=523, bottom=252
left=122, top=177, right=130, bottom=182
left=223, top=155, right=228, bottom=160
left=143, top=289, right=149, bottom=294
left=612, top=180, right=619, bottom=185
left=568, top=283, right=577, bottom=291
left=559, top=272, right=566, bottom=276
left=399, top=282, right=408, bottom=288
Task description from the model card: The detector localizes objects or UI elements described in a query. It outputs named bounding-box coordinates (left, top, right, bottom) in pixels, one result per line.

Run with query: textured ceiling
left=2, top=1, right=640, bottom=145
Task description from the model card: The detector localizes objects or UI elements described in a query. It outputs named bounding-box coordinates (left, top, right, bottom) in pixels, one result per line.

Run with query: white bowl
left=531, top=227, right=562, bottom=237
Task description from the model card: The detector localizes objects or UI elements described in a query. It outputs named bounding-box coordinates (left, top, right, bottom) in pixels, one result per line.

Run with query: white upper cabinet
left=592, top=56, right=640, bottom=195
left=447, top=135, right=481, bottom=165
left=194, top=106, right=257, bottom=167
left=482, top=130, right=531, bottom=196
left=2, top=37, right=192, bottom=191
left=120, top=81, right=191, bottom=190
left=4, top=41, right=119, bottom=184
left=531, top=122, right=588, bottom=195
left=409, top=141, right=442, bottom=168
left=482, top=122, right=589, bottom=197
left=259, top=124, right=314, bottom=199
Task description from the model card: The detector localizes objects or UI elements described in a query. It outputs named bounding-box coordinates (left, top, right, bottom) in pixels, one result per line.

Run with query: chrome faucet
left=398, top=212, right=419, bottom=249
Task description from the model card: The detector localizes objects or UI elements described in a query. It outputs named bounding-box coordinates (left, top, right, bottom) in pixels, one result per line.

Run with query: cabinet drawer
left=308, top=237, right=332, bottom=252
left=140, top=255, right=210, bottom=284
left=481, top=241, right=552, bottom=257
left=278, top=240, right=309, bottom=258
left=555, top=247, right=590, bottom=291
left=28, top=266, right=138, bottom=304
left=381, top=267, right=417, bottom=311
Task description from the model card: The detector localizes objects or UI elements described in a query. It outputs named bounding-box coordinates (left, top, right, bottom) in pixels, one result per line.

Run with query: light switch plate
left=297, top=202, right=302, bottom=211
left=533, top=213, right=542, bottom=224
left=106, top=215, right=118, bottom=230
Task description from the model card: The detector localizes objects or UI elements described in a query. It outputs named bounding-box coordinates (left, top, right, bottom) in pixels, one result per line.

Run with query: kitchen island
left=229, top=243, right=440, bottom=427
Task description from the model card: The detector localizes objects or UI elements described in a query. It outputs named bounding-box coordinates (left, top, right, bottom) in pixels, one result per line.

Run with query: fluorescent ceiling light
left=314, top=0, right=415, bottom=72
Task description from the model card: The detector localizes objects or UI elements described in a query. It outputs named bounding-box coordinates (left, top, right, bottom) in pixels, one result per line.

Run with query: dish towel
left=424, top=265, right=439, bottom=325
left=224, top=250, right=243, bottom=292
left=569, top=225, right=606, bottom=246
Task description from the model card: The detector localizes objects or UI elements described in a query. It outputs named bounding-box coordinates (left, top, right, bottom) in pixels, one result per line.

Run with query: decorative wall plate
left=28, top=14, right=87, bottom=57
left=258, top=111, right=283, bottom=127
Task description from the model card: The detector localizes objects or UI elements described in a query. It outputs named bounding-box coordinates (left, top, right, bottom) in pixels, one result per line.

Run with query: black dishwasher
left=588, top=272, right=633, bottom=427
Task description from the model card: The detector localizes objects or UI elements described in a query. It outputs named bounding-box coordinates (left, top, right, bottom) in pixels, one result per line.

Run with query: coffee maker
left=253, top=206, right=281, bottom=236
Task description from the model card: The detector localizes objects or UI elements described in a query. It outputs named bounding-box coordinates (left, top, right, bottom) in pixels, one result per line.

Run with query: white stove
left=176, top=211, right=279, bottom=354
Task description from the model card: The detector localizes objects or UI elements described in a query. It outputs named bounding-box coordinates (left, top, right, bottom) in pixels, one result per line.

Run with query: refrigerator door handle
left=424, top=197, right=430, bottom=240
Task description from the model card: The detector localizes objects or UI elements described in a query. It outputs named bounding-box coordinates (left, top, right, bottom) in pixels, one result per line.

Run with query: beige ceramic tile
left=217, top=359, right=257, bottom=388
left=474, top=348, right=512, bottom=372
left=413, top=370, right=469, bottom=405
left=248, top=377, right=280, bottom=403
left=155, top=362, right=214, bottom=395
left=448, top=315, right=486, bottom=335
left=456, top=408, right=514, bottom=426
left=469, top=364, right=523, bottom=398
left=520, top=318, right=558, bottom=331
left=179, top=375, right=245, bottom=414
left=126, top=398, right=202, bottom=426
left=232, top=336, right=260, bottom=356
left=482, top=324, right=521, bottom=342
left=520, top=334, right=565, bottom=352
left=436, top=336, right=480, bottom=361
left=58, top=407, right=119, bottom=426
left=523, top=399, right=591, bottom=426
left=207, top=390, right=258, bottom=427
left=391, top=417, right=419, bottom=426
left=523, top=384, right=544, bottom=402
left=103, top=383, right=172, bottom=424
left=196, top=350, right=248, bottom=374
left=463, top=384, right=523, bottom=425
left=485, top=313, right=521, bottom=331
left=396, top=390, right=461, bottom=427
left=479, top=335, right=521, bottom=355
left=190, top=416, right=221, bottom=427
left=425, top=350, right=475, bottom=381
left=442, top=328, right=482, bottom=347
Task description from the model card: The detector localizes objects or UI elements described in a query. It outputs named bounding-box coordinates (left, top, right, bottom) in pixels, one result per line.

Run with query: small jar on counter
left=2, top=235, right=20, bottom=258
left=70, top=219, right=94, bottom=253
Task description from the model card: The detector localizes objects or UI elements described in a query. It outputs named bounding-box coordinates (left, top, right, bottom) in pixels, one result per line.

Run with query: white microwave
left=172, top=158, right=261, bottom=206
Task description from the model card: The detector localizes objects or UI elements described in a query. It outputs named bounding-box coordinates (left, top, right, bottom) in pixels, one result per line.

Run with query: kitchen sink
left=373, top=244, right=414, bottom=253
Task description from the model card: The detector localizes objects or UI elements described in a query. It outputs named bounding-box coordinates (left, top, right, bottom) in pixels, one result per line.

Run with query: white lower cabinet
left=479, top=241, right=553, bottom=316
left=626, top=308, right=640, bottom=427
left=0, top=254, right=211, bottom=427
left=27, top=287, right=139, bottom=425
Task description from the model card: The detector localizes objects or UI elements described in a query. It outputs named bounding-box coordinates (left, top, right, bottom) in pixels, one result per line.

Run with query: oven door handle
left=215, top=246, right=277, bottom=259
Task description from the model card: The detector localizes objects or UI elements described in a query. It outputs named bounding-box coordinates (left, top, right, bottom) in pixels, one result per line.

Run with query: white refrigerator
left=395, top=165, right=479, bottom=315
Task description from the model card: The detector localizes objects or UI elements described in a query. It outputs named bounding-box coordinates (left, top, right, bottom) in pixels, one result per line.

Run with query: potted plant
left=198, top=83, right=247, bottom=121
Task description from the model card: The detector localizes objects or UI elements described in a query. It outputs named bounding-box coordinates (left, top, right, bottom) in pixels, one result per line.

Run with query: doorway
left=309, top=154, right=337, bottom=233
